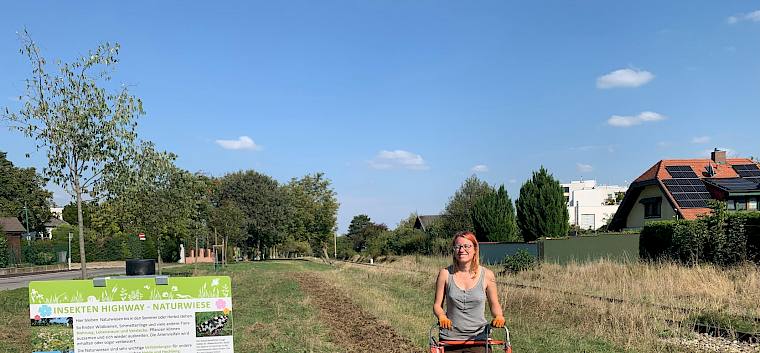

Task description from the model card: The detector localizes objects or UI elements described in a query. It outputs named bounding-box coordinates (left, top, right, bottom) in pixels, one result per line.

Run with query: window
left=727, top=199, right=736, bottom=210
left=749, top=198, right=758, bottom=211
left=563, top=187, right=570, bottom=193
left=640, top=197, right=662, bottom=218
left=737, top=198, right=747, bottom=211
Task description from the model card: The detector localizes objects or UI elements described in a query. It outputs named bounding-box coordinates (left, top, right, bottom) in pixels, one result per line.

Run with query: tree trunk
left=75, top=181, right=87, bottom=279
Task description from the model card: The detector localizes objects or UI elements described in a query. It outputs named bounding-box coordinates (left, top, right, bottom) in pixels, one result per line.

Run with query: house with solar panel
left=609, top=149, right=760, bottom=230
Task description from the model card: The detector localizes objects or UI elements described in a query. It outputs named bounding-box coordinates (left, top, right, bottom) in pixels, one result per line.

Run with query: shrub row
left=640, top=211, right=760, bottom=266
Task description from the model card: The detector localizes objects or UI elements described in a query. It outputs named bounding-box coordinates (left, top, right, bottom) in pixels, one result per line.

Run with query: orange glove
left=491, top=315, right=505, bottom=328
left=438, top=315, right=452, bottom=330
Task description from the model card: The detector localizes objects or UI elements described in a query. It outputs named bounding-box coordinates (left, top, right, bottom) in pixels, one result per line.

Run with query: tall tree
left=216, top=170, right=287, bottom=259
left=210, top=202, right=246, bottom=252
left=4, top=31, right=143, bottom=278
left=347, top=214, right=372, bottom=238
left=345, top=214, right=383, bottom=252
left=283, top=173, right=338, bottom=258
left=62, top=201, right=94, bottom=228
left=516, top=167, right=569, bottom=241
left=442, top=175, right=493, bottom=237
left=0, top=151, right=52, bottom=231
left=102, top=141, right=192, bottom=270
left=471, top=185, right=520, bottom=242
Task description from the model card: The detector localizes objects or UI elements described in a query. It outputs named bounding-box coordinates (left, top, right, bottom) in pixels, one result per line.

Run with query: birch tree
left=3, top=30, right=143, bottom=278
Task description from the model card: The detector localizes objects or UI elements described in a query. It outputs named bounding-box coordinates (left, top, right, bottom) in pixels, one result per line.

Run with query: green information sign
left=29, top=276, right=233, bottom=353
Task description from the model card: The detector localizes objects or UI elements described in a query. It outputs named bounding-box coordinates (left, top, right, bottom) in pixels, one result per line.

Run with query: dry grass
left=348, top=255, right=760, bottom=352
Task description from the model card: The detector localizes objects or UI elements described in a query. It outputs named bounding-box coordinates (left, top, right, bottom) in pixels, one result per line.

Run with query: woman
left=433, top=231, right=505, bottom=353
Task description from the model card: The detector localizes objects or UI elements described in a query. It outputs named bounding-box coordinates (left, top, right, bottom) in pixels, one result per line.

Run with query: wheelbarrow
left=429, top=323, right=512, bottom=353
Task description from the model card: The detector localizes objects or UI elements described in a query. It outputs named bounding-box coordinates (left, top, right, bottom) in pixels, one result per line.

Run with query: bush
left=281, top=238, right=311, bottom=257
left=34, top=251, right=55, bottom=265
left=429, top=236, right=451, bottom=256
left=335, top=236, right=356, bottom=260
left=639, top=221, right=676, bottom=260
left=501, top=249, right=537, bottom=274
left=640, top=205, right=760, bottom=266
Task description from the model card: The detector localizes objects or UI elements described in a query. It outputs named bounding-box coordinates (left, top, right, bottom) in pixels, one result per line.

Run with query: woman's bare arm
left=484, top=268, right=504, bottom=318
left=433, top=268, right=448, bottom=318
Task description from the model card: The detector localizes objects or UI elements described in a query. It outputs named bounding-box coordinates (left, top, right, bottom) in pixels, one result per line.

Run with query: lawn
left=1, top=258, right=735, bottom=352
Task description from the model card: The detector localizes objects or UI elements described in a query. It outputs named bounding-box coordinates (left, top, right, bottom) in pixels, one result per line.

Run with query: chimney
left=711, top=148, right=726, bottom=165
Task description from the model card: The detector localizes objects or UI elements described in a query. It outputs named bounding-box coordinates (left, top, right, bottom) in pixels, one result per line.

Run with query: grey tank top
left=440, top=266, right=488, bottom=341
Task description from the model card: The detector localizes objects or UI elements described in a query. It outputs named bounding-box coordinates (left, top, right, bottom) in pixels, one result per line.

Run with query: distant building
left=42, top=217, right=68, bottom=240
left=610, top=149, right=760, bottom=230
left=562, top=180, right=628, bottom=230
left=413, top=215, right=442, bottom=232
left=50, top=207, right=64, bottom=220
left=0, top=217, right=25, bottom=261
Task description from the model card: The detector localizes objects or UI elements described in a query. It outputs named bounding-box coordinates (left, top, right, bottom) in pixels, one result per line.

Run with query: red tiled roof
left=632, top=158, right=759, bottom=220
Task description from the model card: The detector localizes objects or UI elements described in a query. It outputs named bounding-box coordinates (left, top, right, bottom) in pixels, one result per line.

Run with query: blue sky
left=1, top=1, right=759, bottom=233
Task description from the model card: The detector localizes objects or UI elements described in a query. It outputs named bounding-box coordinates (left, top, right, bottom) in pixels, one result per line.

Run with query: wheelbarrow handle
left=429, top=323, right=511, bottom=346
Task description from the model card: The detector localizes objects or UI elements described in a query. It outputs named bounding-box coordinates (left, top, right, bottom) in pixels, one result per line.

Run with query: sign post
left=29, top=276, right=234, bottom=353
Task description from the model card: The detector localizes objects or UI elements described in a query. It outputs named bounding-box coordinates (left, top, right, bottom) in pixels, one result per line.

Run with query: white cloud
left=596, top=68, right=654, bottom=89
left=508, top=179, right=517, bottom=184
left=471, top=164, right=489, bottom=173
left=727, top=10, right=760, bottom=24
left=607, top=111, right=667, bottom=127
left=215, top=136, right=262, bottom=151
left=576, top=163, right=593, bottom=173
left=691, top=136, right=711, bottom=144
left=369, top=150, right=428, bottom=171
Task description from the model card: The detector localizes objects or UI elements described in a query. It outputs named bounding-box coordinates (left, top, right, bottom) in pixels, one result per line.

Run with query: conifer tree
left=471, top=185, right=520, bottom=242
left=516, top=167, right=569, bottom=241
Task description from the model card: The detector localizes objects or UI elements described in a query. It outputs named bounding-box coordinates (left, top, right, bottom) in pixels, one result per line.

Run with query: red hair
left=451, top=231, right=479, bottom=277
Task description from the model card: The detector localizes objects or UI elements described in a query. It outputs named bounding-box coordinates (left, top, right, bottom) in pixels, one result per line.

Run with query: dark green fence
left=539, top=233, right=640, bottom=264
left=479, top=233, right=640, bottom=265
left=479, top=242, right=538, bottom=264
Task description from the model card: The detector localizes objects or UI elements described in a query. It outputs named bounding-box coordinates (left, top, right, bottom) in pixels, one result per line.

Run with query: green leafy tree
left=62, top=201, right=94, bottom=228
left=394, top=212, right=419, bottom=231
left=103, top=142, right=195, bottom=269
left=209, top=201, right=247, bottom=260
left=0, top=151, right=52, bottom=232
left=516, top=167, right=569, bottom=241
left=283, top=173, right=338, bottom=258
left=216, top=170, right=287, bottom=259
left=472, top=185, right=520, bottom=242
left=349, top=221, right=388, bottom=253
left=442, top=175, right=493, bottom=237
left=347, top=214, right=372, bottom=237
left=346, top=214, right=380, bottom=252
left=4, top=31, right=144, bottom=278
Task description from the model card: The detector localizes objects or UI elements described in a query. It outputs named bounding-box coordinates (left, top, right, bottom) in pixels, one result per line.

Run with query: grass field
left=1, top=257, right=758, bottom=352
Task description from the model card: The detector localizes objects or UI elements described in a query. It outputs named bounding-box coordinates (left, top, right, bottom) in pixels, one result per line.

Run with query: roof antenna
left=705, top=163, right=715, bottom=178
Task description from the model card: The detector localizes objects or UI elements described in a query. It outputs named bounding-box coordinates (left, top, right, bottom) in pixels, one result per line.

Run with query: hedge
left=640, top=211, right=760, bottom=266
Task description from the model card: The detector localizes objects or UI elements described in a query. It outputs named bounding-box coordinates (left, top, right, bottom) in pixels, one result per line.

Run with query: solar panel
left=666, top=166, right=694, bottom=172
left=663, top=179, right=701, bottom=186
left=706, top=178, right=760, bottom=191
left=732, top=164, right=760, bottom=178
left=663, top=176, right=711, bottom=208
left=665, top=166, right=698, bottom=179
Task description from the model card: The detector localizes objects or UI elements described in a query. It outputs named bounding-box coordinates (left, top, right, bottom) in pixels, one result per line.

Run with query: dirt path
left=292, top=272, right=423, bottom=353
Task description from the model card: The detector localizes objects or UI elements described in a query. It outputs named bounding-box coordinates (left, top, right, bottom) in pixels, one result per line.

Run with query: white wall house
left=562, top=180, right=628, bottom=230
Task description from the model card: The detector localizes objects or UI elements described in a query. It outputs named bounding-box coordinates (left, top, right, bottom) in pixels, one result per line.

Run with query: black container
left=126, top=259, right=156, bottom=275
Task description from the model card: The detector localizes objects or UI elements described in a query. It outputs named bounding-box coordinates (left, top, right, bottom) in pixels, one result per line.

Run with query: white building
left=562, top=180, right=628, bottom=230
